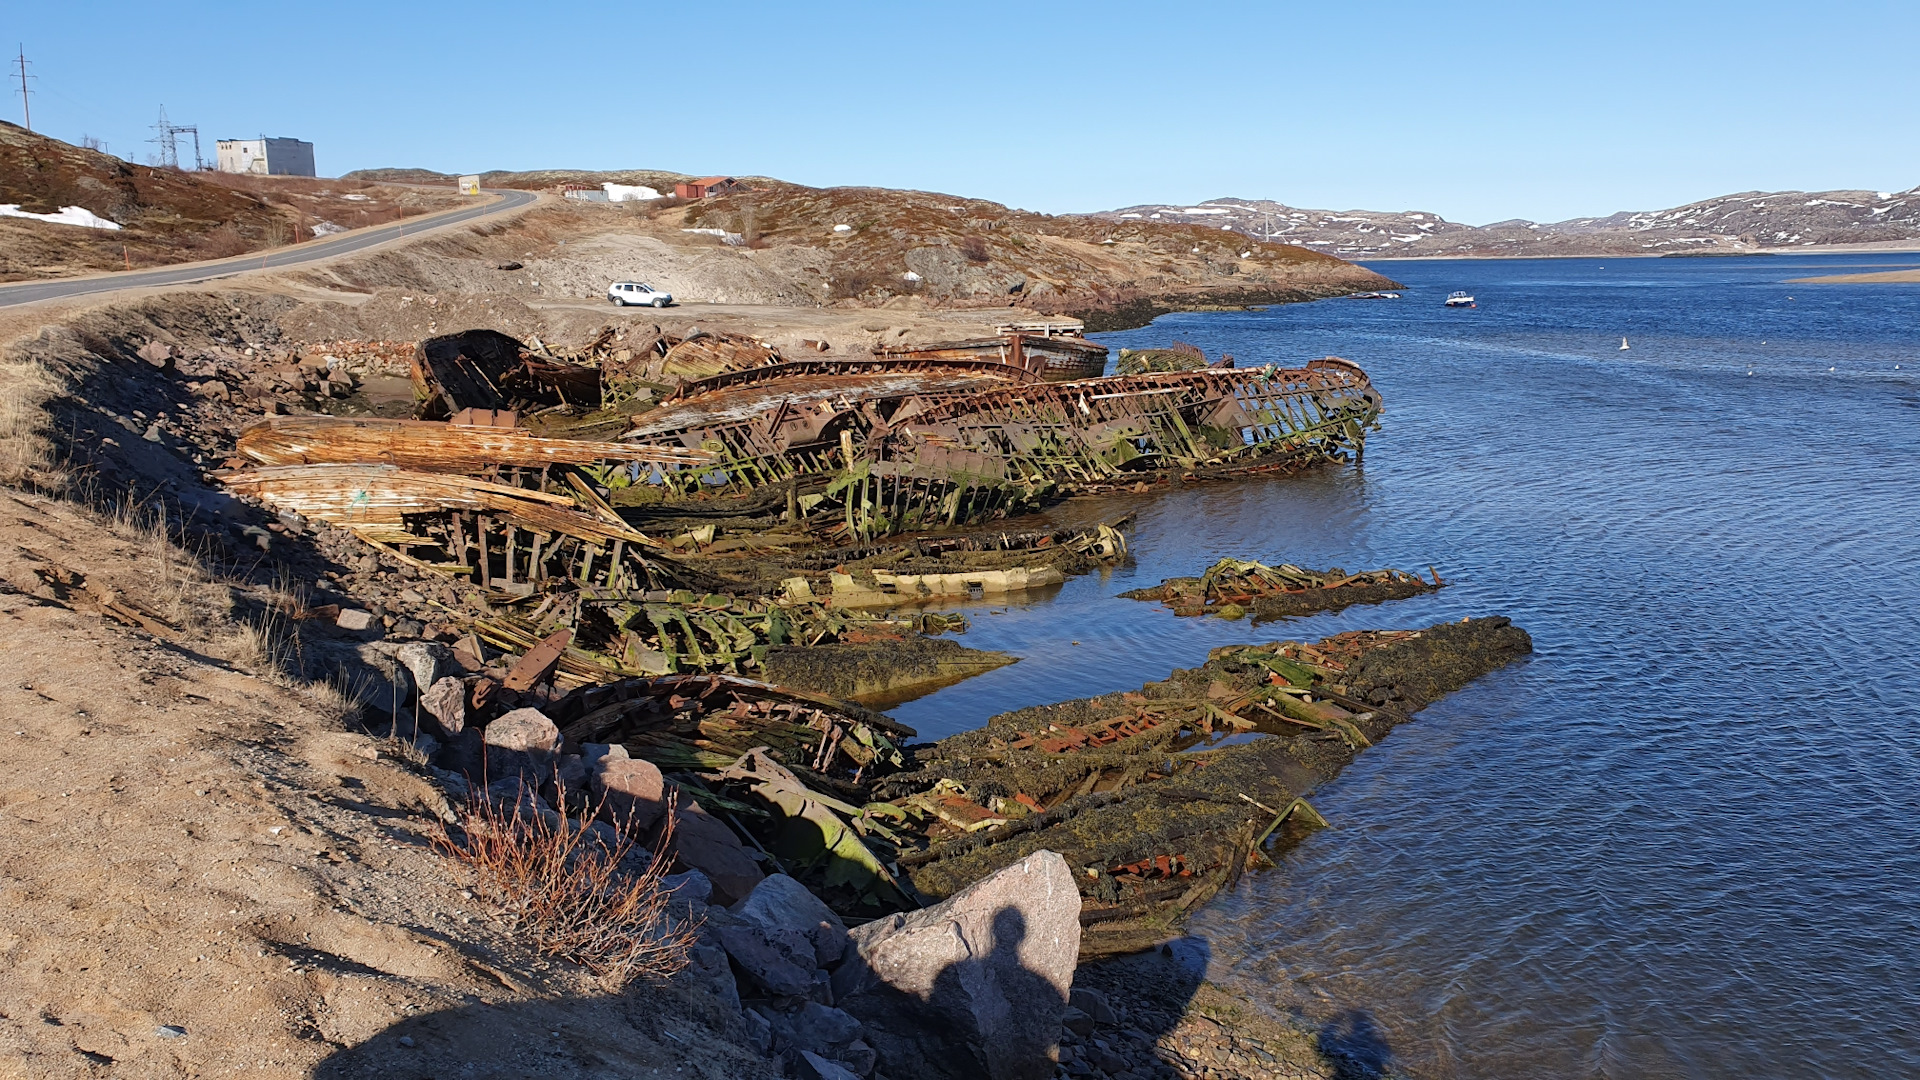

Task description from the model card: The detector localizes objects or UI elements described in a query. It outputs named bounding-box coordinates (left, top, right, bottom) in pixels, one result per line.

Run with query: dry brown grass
left=0, top=355, right=66, bottom=489
left=433, top=788, right=700, bottom=986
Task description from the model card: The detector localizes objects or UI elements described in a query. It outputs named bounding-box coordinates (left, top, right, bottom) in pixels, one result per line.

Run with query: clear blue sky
left=7, top=0, right=1917, bottom=225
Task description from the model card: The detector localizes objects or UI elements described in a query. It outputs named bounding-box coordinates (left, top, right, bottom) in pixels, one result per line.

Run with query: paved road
left=0, top=188, right=540, bottom=310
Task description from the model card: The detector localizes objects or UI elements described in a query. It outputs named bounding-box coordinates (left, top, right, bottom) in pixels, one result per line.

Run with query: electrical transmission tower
left=13, top=45, right=31, bottom=132
left=149, top=106, right=204, bottom=170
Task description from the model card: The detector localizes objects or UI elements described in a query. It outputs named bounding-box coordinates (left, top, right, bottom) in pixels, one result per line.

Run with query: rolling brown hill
left=325, top=172, right=1395, bottom=328
left=0, top=124, right=461, bottom=281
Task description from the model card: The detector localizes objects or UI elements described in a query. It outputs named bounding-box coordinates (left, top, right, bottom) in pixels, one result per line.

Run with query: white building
left=215, top=138, right=316, bottom=177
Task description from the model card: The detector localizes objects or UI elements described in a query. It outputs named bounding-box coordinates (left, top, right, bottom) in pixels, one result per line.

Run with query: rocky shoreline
left=3, top=288, right=1519, bottom=1080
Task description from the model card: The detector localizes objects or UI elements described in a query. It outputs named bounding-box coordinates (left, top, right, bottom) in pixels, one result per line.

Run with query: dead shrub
left=189, top=223, right=253, bottom=260
left=960, top=235, right=990, bottom=264
left=432, top=787, right=700, bottom=986
left=829, top=267, right=886, bottom=300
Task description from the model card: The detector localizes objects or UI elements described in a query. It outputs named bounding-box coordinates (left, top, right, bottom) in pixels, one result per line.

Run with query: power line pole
left=148, top=106, right=204, bottom=170
left=13, top=45, right=31, bottom=132
left=151, top=106, right=177, bottom=168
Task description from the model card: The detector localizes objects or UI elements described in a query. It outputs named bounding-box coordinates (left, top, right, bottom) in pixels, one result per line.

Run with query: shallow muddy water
left=890, top=253, right=1920, bottom=1079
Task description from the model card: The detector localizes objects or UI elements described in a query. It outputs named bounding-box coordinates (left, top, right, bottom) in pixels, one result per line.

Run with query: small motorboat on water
left=1619, top=337, right=1631, bottom=350
left=1347, top=291, right=1402, bottom=300
left=1444, top=291, right=1476, bottom=308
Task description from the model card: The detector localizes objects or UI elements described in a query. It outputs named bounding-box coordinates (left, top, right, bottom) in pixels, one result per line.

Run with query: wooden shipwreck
left=873, top=328, right=1109, bottom=382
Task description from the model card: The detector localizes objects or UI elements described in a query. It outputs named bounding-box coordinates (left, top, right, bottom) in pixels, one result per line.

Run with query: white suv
left=608, top=281, right=673, bottom=307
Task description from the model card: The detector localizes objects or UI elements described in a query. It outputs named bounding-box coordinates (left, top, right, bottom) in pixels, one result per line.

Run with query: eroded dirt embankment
left=0, top=489, right=768, bottom=1079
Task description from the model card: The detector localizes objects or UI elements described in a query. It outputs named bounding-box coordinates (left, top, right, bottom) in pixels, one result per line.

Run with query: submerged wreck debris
left=467, top=585, right=969, bottom=685
left=872, top=326, right=1109, bottom=381
left=761, top=633, right=1017, bottom=705
left=481, top=616, right=1526, bottom=943
left=1114, top=340, right=1227, bottom=375
left=856, top=616, right=1532, bottom=953
left=1123, top=556, right=1444, bottom=619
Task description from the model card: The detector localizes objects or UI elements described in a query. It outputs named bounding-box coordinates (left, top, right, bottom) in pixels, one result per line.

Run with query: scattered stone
left=1061, top=1006, right=1094, bottom=1037
left=794, top=1050, right=861, bottom=1080
left=835, top=1039, right=877, bottom=1077
left=397, top=1035, right=415, bottom=1048
left=552, top=753, right=588, bottom=794
left=581, top=741, right=627, bottom=768
left=741, top=1007, right=774, bottom=1052
left=483, top=707, right=562, bottom=755
left=421, top=676, right=467, bottom=734
left=487, top=775, right=544, bottom=814
left=154, top=1025, right=186, bottom=1040
left=336, top=608, right=374, bottom=631
left=137, top=341, right=174, bottom=369
left=392, top=641, right=451, bottom=690
left=734, top=873, right=850, bottom=968
left=761, top=1001, right=863, bottom=1055
left=592, top=755, right=666, bottom=831
left=663, top=869, right=713, bottom=907
left=684, top=941, right=741, bottom=1015
left=661, top=803, right=763, bottom=904
left=1069, top=987, right=1116, bottom=1026
left=716, top=922, right=815, bottom=998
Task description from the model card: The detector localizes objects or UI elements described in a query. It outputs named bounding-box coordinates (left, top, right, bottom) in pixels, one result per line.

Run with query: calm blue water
left=889, top=253, right=1920, bottom=1079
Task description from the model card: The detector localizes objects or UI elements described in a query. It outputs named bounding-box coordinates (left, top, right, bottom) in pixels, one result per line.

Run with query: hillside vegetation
left=0, top=123, right=461, bottom=281
left=317, top=175, right=1395, bottom=328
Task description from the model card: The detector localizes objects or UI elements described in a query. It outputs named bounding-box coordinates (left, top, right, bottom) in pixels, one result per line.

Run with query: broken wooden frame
left=871, top=331, right=1109, bottom=382
left=234, top=414, right=711, bottom=472
left=219, top=463, right=676, bottom=592
left=620, top=357, right=1382, bottom=537
left=412, top=329, right=602, bottom=420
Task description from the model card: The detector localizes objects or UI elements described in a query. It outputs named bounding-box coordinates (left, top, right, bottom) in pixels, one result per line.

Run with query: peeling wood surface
left=235, top=415, right=712, bottom=471
left=219, top=464, right=651, bottom=546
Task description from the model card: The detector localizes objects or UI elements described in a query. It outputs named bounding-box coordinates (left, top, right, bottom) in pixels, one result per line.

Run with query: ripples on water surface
left=890, top=255, right=1920, bottom=1079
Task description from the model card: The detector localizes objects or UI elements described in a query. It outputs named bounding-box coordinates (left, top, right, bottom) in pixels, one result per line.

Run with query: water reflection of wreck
left=623, top=356, right=1381, bottom=537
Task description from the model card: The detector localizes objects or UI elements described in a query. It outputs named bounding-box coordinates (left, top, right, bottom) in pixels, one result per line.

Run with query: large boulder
left=734, top=874, right=850, bottom=968
left=835, top=850, right=1080, bottom=1080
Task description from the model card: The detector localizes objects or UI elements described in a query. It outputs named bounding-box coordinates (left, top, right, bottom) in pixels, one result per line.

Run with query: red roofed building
left=674, top=176, right=738, bottom=199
